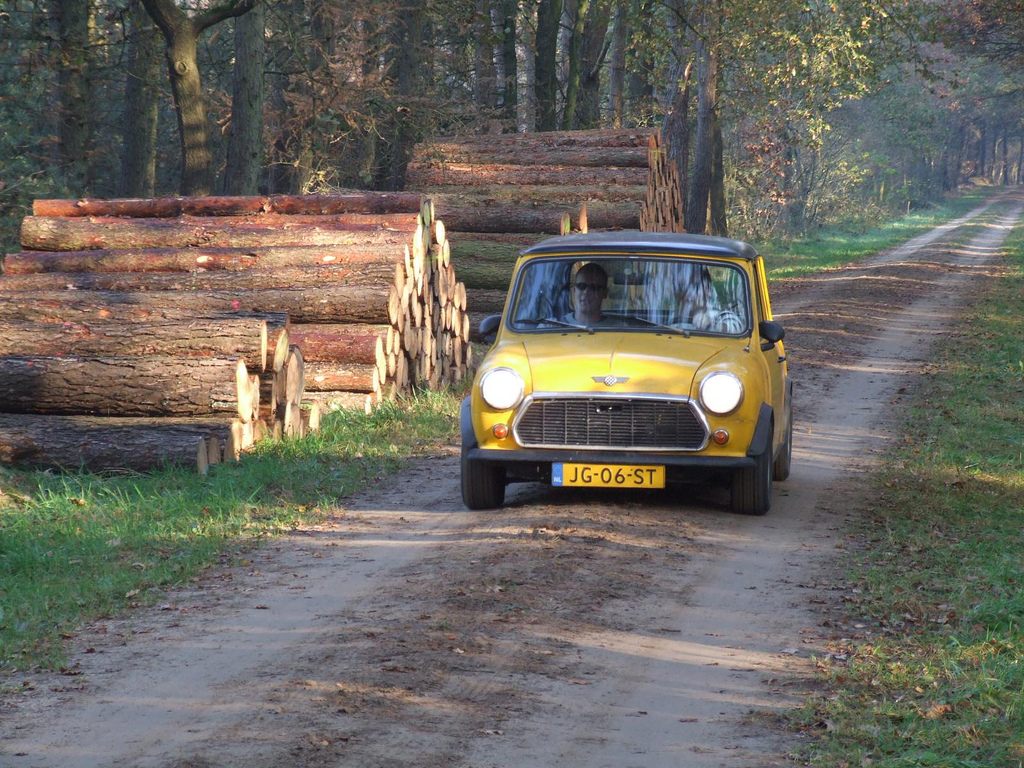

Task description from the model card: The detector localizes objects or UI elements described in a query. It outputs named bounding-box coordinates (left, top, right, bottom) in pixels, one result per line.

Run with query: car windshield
left=507, top=255, right=751, bottom=336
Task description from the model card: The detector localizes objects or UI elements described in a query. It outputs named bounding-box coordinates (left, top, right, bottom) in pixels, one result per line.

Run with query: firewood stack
left=640, top=132, right=685, bottom=233
left=406, top=128, right=683, bottom=337
left=0, top=193, right=469, bottom=473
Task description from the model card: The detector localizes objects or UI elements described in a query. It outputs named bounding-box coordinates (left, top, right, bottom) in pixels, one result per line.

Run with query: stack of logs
left=0, top=193, right=468, bottom=473
left=407, top=127, right=683, bottom=335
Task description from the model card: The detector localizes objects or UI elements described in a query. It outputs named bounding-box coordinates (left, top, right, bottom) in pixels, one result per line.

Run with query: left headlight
left=480, top=367, right=525, bottom=411
left=700, top=371, right=744, bottom=415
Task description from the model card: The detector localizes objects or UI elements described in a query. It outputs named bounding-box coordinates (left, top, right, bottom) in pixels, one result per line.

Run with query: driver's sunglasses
left=574, top=282, right=605, bottom=292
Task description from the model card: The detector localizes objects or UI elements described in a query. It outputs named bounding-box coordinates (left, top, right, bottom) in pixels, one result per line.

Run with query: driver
left=564, top=262, right=608, bottom=324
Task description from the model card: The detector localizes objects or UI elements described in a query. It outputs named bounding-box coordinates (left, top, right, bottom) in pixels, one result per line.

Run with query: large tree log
left=447, top=231, right=548, bottom=245
left=0, top=355, right=244, bottom=416
left=304, top=361, right=379, bottom=393
left=2, top=241, right=413, bottom=274
left=447, top=242, right=519, bottom=289
left=0, top=294, right=284, bottom=326
left=575, top=200, right=641, bottom=230
left=0, top=316, right=280, bottom=371
left=464, top=288, right=509, bottom=314
left=414, top=128, right=654, bottom=152
left=301, top=390, right=373, bottom=414
left=32, top=192, right=423, bottom=218
left=20, top=213, right=420, bottom=251
left=436, top=204, right=575, bottom=234
left=407, top=163, right=648, bottom=188
left=430, top=186, right=646, bottom=207
left=287, top=323, right=388, bottom=365
left=408, top=146, right=648, bottom=169
left=0, top=264, right=401, bottom=293
left=0, top=413, right=230, bottom=471
left=0, top=285, right=398, bottom=324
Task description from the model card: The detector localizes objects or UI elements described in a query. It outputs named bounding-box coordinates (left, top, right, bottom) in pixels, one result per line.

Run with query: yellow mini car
left=460, top=232, right=792, bottom=515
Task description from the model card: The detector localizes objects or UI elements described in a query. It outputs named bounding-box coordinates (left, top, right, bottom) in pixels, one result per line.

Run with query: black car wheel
left=772, top=409, right=793, bottom=482
left=731, top=436, right=772, bottom=516
left=460, top=447, right=506, bottom=510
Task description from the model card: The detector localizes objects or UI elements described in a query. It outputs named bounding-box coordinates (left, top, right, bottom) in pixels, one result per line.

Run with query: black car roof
left=521, top=230, right=759, bottom=260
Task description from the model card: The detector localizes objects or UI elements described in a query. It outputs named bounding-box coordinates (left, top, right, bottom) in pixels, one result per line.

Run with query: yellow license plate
left=552, top=463, right=665, bottom=489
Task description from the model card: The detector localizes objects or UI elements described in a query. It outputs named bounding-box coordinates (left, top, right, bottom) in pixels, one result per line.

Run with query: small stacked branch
left=408, top=128, right=682, bottom=340
left=0, top=193, right=468, bottom=473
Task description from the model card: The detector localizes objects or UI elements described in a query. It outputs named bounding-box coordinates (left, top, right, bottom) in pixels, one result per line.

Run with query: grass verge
left=0, top=390, right=461, bottom=671
left=763, top=188, right=997, bottom=277
left=792, top=216, right=1024, bottom=765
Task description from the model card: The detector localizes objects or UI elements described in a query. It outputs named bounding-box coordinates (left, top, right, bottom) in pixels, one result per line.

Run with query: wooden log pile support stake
left=0, top=193, right=470, bottom=473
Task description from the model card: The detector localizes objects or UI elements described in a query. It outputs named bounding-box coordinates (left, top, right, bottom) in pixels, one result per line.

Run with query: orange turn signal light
left=711, top=428, right=730, bottom=445
left=492, top=423, right=510, bottom=439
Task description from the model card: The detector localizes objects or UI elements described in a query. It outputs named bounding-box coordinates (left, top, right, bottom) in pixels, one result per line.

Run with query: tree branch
left=195, top=0, right=255, bottom=34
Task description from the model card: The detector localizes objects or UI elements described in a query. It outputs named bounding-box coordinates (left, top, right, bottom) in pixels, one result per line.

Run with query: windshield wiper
left=624, top=315, right=691, bottom=337
left=517, top=317, right=588, bottom=330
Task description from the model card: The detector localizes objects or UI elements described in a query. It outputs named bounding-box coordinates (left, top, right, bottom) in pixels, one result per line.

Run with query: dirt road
left=3, top=194, right=1020, bottom=768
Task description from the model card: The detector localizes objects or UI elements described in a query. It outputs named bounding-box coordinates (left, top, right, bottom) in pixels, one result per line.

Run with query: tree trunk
left=57, top=0, right=92, bottom=192
left=140, top=0, right=255, bottom=195
left=474, top=0, right=497, bottom=110
left=577, top=1, right=611, bottom=129
left=0, top=355, right=245, bottom=416
left=608, top=1, right=627, bottom=128
left=663, top=60, right=692, bottom=228
left=20, top=213, right=419, bottom=251
left=709, top=110, right=727, bottom=236
left=223, top=0, right=265, bottom=195
left=375, top=2, right=426, bottom=190
left=120, top=0, right=162, bottom=198
left=0, top=413, right=231, bottom=472
left=561, top=0, right=590, bottom=130
left=499, top=0, right=518, bottom=123
left=0, top=317, right=279, bottom=372
left=534, top=0, right=563, bottom=131
left=436, top=202, right=638, bottom=233
left=685, top=14, right=717, bottom=235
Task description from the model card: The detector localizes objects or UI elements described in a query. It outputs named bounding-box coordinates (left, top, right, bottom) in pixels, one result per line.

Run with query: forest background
left=1, top=0, right=1021, bottom=255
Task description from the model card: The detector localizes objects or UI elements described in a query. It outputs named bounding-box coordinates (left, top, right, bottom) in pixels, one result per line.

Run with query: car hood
left=522, top=332, right=733, bottom=396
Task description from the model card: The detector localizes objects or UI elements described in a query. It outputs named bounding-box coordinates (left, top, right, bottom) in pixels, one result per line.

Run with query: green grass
left=761, top=189, right=997, bottom=277
left=792, top=222, right=1024, bottom=766
left=0, top=390, right=461, bottom=670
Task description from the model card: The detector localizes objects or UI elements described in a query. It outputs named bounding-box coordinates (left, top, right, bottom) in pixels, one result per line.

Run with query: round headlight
left=700, top=371, right=744, bottom=415
left=480, top=367, right=525, bottom=411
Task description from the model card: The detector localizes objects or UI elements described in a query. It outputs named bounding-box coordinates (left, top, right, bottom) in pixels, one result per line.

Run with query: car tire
left=460, top=447, right=506, bottom=510
left=731, top=437, right=772, bottom=516
left=772, top=409, right=793, bottom=482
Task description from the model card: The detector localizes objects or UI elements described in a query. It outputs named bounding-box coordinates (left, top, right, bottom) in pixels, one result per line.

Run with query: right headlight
left=479, top=367, right=525, bottom=411
left=700, top=371, right=744, bottom=415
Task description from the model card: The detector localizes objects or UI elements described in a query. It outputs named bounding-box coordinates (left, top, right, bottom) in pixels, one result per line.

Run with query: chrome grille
left=514, top=396, right=707, bottom=450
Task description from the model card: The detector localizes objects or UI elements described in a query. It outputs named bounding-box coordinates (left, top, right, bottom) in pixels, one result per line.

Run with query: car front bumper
left=465, top=446, right=755, bottom=484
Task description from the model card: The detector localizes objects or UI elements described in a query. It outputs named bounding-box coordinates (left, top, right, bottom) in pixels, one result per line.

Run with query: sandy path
left=2, top=194, right=1019, bottom=768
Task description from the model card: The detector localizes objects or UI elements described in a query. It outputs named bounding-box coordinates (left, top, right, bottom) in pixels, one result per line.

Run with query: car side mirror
left=479, top=314, right=501, bottom=344
left=758, top=320, right=785, bottom=351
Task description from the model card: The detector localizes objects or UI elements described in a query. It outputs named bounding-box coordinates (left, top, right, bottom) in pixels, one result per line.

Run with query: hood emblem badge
left=594, top=375, right=630, bottom=387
